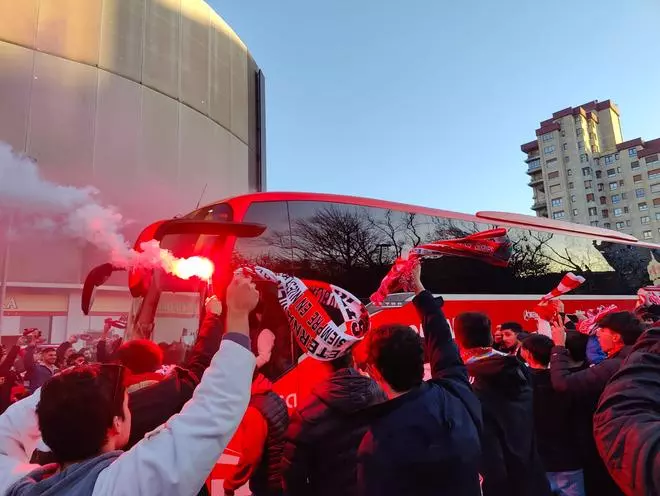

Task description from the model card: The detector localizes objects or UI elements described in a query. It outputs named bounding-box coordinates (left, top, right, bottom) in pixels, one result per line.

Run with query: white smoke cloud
left=0, top=142, right=136, bottom=267
left=0, top=142, right=215, bottom=280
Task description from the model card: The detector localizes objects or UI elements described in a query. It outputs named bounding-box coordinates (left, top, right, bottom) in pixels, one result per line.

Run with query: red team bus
left=83, top=191, right=660, bottom=494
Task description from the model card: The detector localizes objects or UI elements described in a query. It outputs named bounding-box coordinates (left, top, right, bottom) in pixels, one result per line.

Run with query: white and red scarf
left=239, top=266, right=369, bottom=361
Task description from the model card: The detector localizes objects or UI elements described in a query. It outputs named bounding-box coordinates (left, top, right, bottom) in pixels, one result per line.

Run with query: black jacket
left=282, top=368, right=385, bottom=496
left=528, top=368, right=582, bottom=472
left=357, top=290, right=483, bottom=496
left=550, top=344, right=632, bottom=401
left=594, top=328, right=660, bottom=496
left=551, top=345, right=628, bottom=496
left=466, top=353, right=551, bottom=496
left=127, top=314, right=224, bottom=448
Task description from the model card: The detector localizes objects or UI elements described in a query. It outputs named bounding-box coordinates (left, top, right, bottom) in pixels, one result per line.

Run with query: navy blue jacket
left=357, top=290, right=483, bottom=496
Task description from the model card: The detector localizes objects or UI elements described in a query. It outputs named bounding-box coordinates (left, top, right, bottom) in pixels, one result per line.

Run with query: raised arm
left=593, top=328, right=660, bottom=496
left=0, top=345, right=20, bottom=375
left=182, top=296, right=225, bottom=382
left=94, top=273, right=258, bottom=496
left=410, top=263, right=467, bottom=384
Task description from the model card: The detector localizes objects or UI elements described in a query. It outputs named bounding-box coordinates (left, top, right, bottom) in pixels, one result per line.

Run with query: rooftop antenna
left=195, top=183, right=208, bottom=210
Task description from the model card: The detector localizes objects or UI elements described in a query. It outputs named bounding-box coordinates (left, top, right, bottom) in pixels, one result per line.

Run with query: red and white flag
left=541, top=273, right=586, bottom=302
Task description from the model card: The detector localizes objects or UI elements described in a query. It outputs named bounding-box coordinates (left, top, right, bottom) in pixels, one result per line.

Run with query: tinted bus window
left=233, top=201, right=299, bottom=380
left=284, top=200, right=660, bottom=298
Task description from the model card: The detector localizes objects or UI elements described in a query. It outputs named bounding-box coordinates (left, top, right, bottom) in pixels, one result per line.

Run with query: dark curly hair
left=37, top=365, right=126, bottom=463
left=367, top=324, right=424, bottom=393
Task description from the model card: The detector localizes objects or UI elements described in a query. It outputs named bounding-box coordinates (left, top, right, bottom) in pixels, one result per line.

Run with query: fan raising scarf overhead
left=370, top=228, right=513, bottom=305
left=238, top=266, right=369, bottom=361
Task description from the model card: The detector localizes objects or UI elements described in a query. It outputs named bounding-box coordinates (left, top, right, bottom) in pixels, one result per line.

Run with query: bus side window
left=232, top=201, right=297, bottom=382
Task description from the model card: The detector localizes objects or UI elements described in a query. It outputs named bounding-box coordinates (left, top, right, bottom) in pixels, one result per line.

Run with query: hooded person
left=280, top=293, right=386, bottom=496
left=223, top=330, right=290, bottom=496
left=453, top=312, right=552, bottom=496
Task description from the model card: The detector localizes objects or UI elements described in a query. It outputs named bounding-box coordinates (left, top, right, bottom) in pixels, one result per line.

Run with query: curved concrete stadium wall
left=0, top=0, right=266, bottom=289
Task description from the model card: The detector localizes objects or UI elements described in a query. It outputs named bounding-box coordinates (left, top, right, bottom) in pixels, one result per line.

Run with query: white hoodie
left=0, top=334, right=255, bottom=496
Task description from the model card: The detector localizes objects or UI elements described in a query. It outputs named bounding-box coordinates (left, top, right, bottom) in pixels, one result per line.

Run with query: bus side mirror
left=82, top=263, right=125, bottom=315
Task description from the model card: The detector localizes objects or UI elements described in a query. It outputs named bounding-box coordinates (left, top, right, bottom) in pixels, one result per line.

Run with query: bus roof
left=201, top=191, right=660, bottom=249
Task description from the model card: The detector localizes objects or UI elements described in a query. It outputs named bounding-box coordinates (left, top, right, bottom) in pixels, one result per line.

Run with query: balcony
left=527, top=159, right=542, bottom=174
left=532, top=199, right=547, bottom=210
left=528, top=177, right=544, bottom=187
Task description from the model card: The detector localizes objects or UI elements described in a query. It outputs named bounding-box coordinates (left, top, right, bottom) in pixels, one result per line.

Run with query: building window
left=602, top=209, right=609, bottom=218
left=627, top=220, right=632, bottom=227
left=568, top=182, right=574, bottom=190
left=570, top=195, right=576, bottom=202
left=622, top=192, right=629, bottom=200
left=645, top=154, right=659, bottom=165
left=637, top=188, right=646, bottom=198
left=576, top=128, right=583, bottom=136
left=643, top=230, right=653, bottom=240
left=588, top=207, right=597, bottom=216
left=614, top=208, right=623, bottom=217
left=654, top=198, right=660, bottom=208
left=590, top=221, right=599, bottom=227
left=586, top=193, right=595, bottom=202
left=597, top=183, right=604, bottom=192
left=573, top=208, right=579, bottom=216
left=607, top=168, right=616, bottom=177
left=578, top=141, right=585, bottom=150
left=605, top=154, right=615, bottom=165
left=639, top=202, right=649, bottom=211
left=599, top=196, right=607, bottom=205
left=562, top=143, right=568, bottom=151
left=651, top=183, right=660, bottom=194
left=542, top=133, right=554, bottom=142
left=609, top=182, right=618, bottom=191
left=564, top=156, right=570, bottom=164
left=582, top=167, right=592, bottom=176
left=629, top=148, right=637, bottom=157
left=584, top=180, right=593, bottom=189
left=580, top=154, right=589, bottom=163
left=656, top=212, right=660, bottom=221
left=631, top=161, right=640, bottom=170
left=649, top=168, right=660, bottom=180
left=552, top=211, right=565, bottom=220
left=544, top=145, right=556, bottom=154
left=604, top=222, right=611, bottom=229
left=624, top=206, right=630, bottom=213
left=548, top=171, right=560, bottom=179
left=612, top=194, right=621, bottom=203
left=641, top=216, right=651, bottom=225
left=550, top=184, right=562, bottom=194
left=551, top=198, right=562, bottom=207
left=615, top=153, right=620, bottom=161
left=595, top=170, right=602, bottom=179
left=634, top=174, right=643, bottom=183
left=594, top=158, right=600, bottom=166
left=616, top=222, right=625, bottom=230
left=567, top=169, right=573, bottom=176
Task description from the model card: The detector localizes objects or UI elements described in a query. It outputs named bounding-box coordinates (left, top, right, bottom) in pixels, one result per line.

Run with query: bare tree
left=288, top=205, right=387, bottom=274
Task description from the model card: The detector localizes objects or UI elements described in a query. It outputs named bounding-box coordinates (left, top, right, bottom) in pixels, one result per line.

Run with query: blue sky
left=212, top=0, right=660, bottom=215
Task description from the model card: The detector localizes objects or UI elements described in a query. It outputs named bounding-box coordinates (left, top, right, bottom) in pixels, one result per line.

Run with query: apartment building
left=521, top=100, right=660, bottom=242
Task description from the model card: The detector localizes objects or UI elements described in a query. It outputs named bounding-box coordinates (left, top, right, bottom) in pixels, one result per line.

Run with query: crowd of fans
left=0, top=267, right=658, bottom=496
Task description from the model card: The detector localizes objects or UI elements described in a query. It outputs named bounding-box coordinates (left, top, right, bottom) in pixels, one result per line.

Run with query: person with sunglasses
left=0, top=272, right=258, bottom=496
